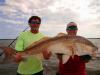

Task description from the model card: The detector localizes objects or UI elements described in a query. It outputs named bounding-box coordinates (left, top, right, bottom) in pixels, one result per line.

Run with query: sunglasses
left=66, top=26, right=78, bottom=30
left=30, top=21, right=40, bottom=24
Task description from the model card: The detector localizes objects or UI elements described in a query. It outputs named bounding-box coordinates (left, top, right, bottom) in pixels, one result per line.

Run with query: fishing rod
left=0, top=27, right=29, bottom=62
left=8, top=26, right=29, bottom=47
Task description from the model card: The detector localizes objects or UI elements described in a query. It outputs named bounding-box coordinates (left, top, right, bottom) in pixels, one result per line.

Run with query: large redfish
left=0, top=35, right=98, bottom=63
left=24, top=35, right=98, bottom=56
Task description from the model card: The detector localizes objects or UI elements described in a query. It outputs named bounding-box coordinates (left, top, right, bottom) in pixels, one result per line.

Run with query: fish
left=24, top=35, right=98, bottom=56
left=0, top=35, right=98, bottom=63
left=24, top=34, right=98, bottom=64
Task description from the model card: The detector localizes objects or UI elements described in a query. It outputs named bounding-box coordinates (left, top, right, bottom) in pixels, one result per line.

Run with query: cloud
left=88, top=0, right=100, bottom=15
left=89, top=0, right=100, bottom=7
left=0, top=22, right=28, bottom=39
left=0, top=17, right=25, bottom=25
left=0, top=0, right=55, bottom=15
left=93, top=23, right=100, bottom=29
left=0, top=0, right=100, bottom=38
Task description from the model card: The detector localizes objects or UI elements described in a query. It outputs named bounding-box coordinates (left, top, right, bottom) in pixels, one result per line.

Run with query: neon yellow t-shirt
left=15, top=31, right=45, bottom=74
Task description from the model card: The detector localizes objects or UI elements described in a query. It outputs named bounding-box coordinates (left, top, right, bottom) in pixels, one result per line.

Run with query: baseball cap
left=66, top=22, right=78, bottom=30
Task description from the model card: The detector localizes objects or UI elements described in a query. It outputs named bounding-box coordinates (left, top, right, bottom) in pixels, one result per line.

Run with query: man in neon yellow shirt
left=15, top=16, right=51, bottom=75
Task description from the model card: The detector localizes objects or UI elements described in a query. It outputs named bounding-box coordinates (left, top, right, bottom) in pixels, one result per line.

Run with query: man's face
left=67, top=30, right=77, bottom=35
left=66, top=25, right=78, bottom=35
left=29, top=19, right=40, bottom=33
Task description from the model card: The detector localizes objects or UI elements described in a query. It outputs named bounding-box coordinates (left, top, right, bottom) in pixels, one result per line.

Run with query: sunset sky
left=0, top=0, right=100, bottom=39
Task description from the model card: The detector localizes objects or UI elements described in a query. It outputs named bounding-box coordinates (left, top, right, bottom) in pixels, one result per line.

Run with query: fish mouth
left=0, top=49, right=5, bottom=62
left=0, top=49, right=4, bottom=56
left=0, top=51, right=4, bottom=56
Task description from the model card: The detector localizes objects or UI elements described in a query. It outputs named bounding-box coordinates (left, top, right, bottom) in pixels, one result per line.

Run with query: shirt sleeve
left=15, top=32, right=24, bottom=52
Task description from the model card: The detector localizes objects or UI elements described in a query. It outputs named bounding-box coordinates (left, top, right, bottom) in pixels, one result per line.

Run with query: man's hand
left=80, top=55, right=92, bottom=62
left=14, top=53, right=23, bottom=63
left=42, top=50, right=52, bottom=60
left=56, top=53, right=63, bottom=60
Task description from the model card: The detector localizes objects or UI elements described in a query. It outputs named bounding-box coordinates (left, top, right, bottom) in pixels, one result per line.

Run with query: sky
left=0, top=0, right=100, bottom=39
